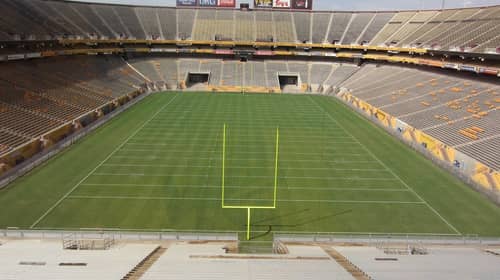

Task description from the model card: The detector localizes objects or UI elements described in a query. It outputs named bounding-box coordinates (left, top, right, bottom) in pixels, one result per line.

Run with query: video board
left=255, top=0, right=312, bottom=9
left=177, top=0, right=236, bottom=8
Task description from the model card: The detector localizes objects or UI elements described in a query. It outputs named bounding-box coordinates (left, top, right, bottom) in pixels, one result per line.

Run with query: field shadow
left=249, top=209, right=353, bottom=240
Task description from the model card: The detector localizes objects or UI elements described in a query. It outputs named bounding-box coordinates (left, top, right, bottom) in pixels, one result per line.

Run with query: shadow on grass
left=249, top=209, right=353, bottom=240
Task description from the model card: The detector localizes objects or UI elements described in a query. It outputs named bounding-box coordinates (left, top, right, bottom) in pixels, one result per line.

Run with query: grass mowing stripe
left=108, top=155, right=377, bottom=163
left=131, top=136, right=354, bottom=141
left=91, top=173, right=398, bottom=180
left=80, top=183, right=408, bottom=191
left=102, top=163, right=385, bottom=171
left=29, top=94, right=179, bottom=229
left=67, top=195, right=424, bottom=204
left=309, top=96, right=462, bottom=235
left=124, top=141, right=358, bottom=146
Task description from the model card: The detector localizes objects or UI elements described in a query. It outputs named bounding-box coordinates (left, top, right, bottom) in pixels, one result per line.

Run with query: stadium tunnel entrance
left=278, top=73, right=301, bottom=93
left=186, top=72, right=210, bottom=89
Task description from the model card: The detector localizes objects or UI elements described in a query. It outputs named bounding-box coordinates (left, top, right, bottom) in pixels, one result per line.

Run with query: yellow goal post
left=221, top=123, right=280, bottom=240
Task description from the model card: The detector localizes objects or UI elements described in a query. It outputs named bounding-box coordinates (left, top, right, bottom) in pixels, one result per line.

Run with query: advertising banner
left=255, top=50, right=274, bottom=56
left=177, top=0, right=197, bottom=6
left=218, top=0, right=236, bottom=7
left=179, top=0, right=235, bottom=7
left=273, top=0, right=291, bottom=8
left=215, top=49, right=234, bottom=55
left=255, top=0, right=273, bottom=8
left=292, top=0, right=312, bottom=9
left=478, top=68, right=498, bottom=76
left=460, top=65, right=477, bottom=73
left=199, top=0, right=217, bottom=6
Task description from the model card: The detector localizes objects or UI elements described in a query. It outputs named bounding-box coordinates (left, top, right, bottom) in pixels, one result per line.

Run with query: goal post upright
left=247, top=207, right=251, bottom=241
left=221, top=124, right=280, bottom=240
left=274, top=127, right=279, bottom=208
left=221, top=123, right=226, bottom=208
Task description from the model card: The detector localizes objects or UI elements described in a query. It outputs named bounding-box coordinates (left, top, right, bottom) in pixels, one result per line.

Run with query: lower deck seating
left=0, top=56, right=145, bottom=156
left=129, top=58, right=362, bottom=92
left=340, top=63, right=499, bottom=171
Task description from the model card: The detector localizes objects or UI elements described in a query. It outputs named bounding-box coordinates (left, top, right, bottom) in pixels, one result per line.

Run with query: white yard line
left=117, top=148, right=366, bottom=155
left=80, top=183, right=408, bottom=192
left=29, top=94, right=180, bottom=229
left=309, top=96, right=462, bottom=235
left=110, top=152, right=368, bottom=159
left=131, top=135, right=355, bottom=141
left=124, top=140, right=359, bottom=146
left=138, top=126, right=344, bottom=132
left=108, top=156, right=380, bottom=164
left=91, top=173, right=399, bottom=181
left=102, top=163, right=385, bottom=171
left=67, top=195, right=423, bottom=204
left=149, top=116, right=333, bottom=121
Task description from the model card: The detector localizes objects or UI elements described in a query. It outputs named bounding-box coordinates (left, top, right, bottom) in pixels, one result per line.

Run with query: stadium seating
left=255, top=11, right=274, bottom=41
left=358, top=13, right=394, bottom=45
left=129, top=58, right=164, bottom=85
left=311, top=13, right=331, bottom=43
left=0, top=240, right=159, bottom=280
left=127, top=58, right=365, bottom=94
left=200, top=59, right=223, bottom=86
left=0, top=0, right=498, bottom=53
left=288, top=62, right=310, bottom=84
left=341, top=13, right=374, bottom=45
left=157, top=8, right=177, bottom=40
left=246, top=61, right=267, bottom=88
left=370, top=11, right=416, bottom=46
left=234, top=11, right=255, bottom=41
left=71, top=2, right=115, bottom=39
left=92, top=5, right=128, bottom=39
left=327, top=13, right=352, bottom=44
left=215, top=10, right=235, bottom=40
left=135, top=7, right=162, bottom=40
left=417, top=8, right=480, bottom=48
left=114, top=6, right=146, bottom=39
left=294, top=12, right=311, bottom=42
left=398, top=10, right=452, bottom=47
left=335, top=246, right=500, bottom=280
left=177, top=9, right=196, bottom=39
left=457, top=137, right=500, bottom=170
left=310, top=63, right=334, bottom=90
left=273, top=12, right=295, bottom=42
left=193, top=9, right=217, bottom=41
left=0, top=56, right=145, bottom=156
left=388, top=11, right=437, bottom=45
left=324, top=64, right=360, bottom=88
left=339, top=64, right=499, bottom=171
left=157, top=58, right=179, bottom=88
left=221, top=61, right=243, bottom=86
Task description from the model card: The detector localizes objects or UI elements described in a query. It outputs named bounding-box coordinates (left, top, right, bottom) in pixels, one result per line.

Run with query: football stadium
left=0, top=0, right=499, bottom=278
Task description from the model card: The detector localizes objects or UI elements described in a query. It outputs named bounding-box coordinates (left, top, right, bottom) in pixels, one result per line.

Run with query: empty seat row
left=1, top=0, right=498, bottom=52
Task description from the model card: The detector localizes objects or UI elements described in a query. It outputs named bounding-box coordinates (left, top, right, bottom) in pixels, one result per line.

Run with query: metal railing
left=275, top=233, right=500, bottom=246
left=1, top=228, right=238, bottom=242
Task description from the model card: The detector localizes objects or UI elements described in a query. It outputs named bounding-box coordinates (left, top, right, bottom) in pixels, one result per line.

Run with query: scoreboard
left=176, top=0, right=236, bottom=7
left=254, top=0, right=313, bottom=9
left=176, top=0, right=312, bottom=9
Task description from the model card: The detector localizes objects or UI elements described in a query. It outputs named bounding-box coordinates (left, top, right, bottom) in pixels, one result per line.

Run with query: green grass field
left=1, top=92, right=500, bottom=239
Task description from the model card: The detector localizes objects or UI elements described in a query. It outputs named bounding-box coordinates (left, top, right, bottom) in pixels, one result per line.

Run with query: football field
left=1, top=93, right=500, bottom=239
